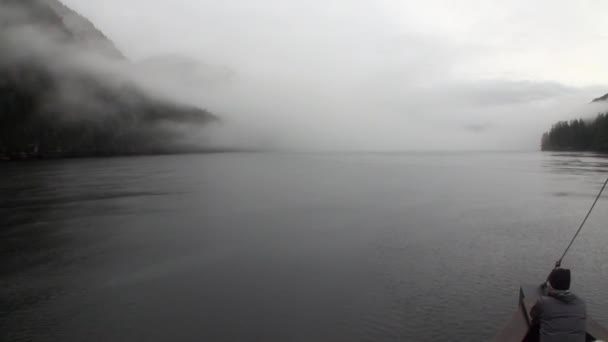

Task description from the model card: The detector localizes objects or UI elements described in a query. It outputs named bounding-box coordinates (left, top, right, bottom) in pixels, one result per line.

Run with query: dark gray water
left=2, top=152, right=608, bottom=342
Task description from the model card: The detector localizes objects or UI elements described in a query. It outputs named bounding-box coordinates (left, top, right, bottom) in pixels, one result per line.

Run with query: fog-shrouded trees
left=541, top=114, right=608, bottom=152
left=0, top=0, right=217, bottom=160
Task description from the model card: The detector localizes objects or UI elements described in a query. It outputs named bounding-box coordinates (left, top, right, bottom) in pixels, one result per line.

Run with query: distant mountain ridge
left=0, top=0, right=216, bottom=159
left=591, top=93, right=608, bottom=103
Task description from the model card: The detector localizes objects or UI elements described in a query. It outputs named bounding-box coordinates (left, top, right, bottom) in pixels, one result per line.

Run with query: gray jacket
left=530, top=290, right=587, bottom=342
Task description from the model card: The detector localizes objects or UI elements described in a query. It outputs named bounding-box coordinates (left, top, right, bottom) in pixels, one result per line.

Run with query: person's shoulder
left=537, top=295, right=551, bottom=302
left=534, top=295, right=549, bottom=307
left=537, top=294, right=562, bottom=306
left=571, top=292, right=586, bottom=305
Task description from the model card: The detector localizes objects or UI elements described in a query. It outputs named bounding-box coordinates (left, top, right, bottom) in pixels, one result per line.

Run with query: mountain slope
left=592, top=93, right=608, bottom=103
left=43, top=0, right=125, bottom=59
left=0, top=0, right=217, bottom=159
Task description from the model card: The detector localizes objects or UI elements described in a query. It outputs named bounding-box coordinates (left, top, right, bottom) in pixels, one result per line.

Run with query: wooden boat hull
left=494, top=284, right=608, bottom=341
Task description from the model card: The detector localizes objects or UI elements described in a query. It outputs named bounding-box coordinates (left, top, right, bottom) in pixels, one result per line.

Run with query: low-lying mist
left=75, top=0, right=607, bottom=152
left=5, top=0, right=608, bottom=154
left=132, top=48, right=608, bottom=152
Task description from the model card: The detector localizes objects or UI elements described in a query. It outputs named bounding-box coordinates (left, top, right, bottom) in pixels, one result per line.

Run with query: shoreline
left=0, top=148, right=263, bottom=162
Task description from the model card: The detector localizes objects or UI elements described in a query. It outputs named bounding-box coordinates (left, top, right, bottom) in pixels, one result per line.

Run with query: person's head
left=548, top=268, right=571, bottom=291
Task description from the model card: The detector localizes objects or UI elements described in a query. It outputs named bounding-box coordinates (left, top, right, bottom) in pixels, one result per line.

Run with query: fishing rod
left=546, top=176, right=608, bottom=281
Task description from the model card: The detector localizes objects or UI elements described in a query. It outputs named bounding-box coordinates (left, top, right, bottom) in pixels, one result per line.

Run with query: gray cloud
left=462, top=123, right=493, bottom=133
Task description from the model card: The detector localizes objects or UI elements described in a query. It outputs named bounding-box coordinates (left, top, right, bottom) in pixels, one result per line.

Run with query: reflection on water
left=542, top=152, right=608, bottom=175
left=1, top=152, right=608, bottom=342
left=541, top=152, right=608, bottom=201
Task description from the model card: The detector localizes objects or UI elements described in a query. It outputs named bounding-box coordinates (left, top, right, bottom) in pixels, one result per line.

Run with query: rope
left=554, top=176, right=608, bottom=269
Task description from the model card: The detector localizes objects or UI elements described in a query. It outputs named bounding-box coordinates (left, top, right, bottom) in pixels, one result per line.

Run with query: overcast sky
left=61, top=0, right=608, bottom=151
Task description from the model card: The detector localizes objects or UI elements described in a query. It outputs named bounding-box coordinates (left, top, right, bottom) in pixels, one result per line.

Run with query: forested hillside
left=0, top=0, right=216, bottom=159
left=541, top=113, right=608, bottom=152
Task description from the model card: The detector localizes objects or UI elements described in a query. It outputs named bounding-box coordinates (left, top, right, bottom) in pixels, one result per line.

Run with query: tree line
left=541, top=113, right=608, bottom=151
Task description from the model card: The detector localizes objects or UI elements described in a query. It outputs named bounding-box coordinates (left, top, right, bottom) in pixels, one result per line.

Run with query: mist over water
left=2, top=152, right=608, bottom=341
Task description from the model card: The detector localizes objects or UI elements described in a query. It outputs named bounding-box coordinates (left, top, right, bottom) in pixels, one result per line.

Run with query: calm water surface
left=2, top=152, right=608, bottom=341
